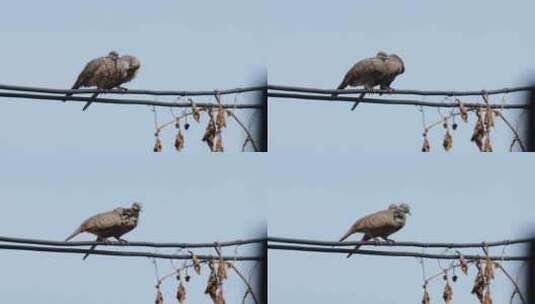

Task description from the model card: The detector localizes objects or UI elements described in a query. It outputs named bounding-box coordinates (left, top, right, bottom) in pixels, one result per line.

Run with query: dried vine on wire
left=420, top=246, right=526, bottom=304
left=420, top=93, right=526, bottom=152
left=152, top=245, right=259, bottom=304
left=151, top=94, right=259, bottom=152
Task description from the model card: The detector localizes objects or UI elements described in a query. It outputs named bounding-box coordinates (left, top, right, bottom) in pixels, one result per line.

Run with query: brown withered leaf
left=205, top=273, right=219, bottom=302
left=443, top=281, right=453, bottom=304
left=459, top=255, right=469, bottom=275
left=421, top=133, right=431, bottom=152
left=192, top=254, right=201, bottom=275
left=422, top=286, right=430, bottom=304
left=483, top=134, right=493, bottom=152
left=484, top=259, right=495, bottom=281
left=190, top=99, right=201, bottom=123
left=176, top=282, right=186, bottom=304
left=471, top=271, right=485, bottom=303
left=484, top=106, right=495, bottom=130
left=174, top=130, right=185, bottom=151
left=155, top=288, right=164, bottom=304
left=482, top=288, right=493, bottom=304
left=214, top=135, right=224, bottom=152
left=202, top=120, right=217, bottom=151
left=471, top=117, right=485, bottom=151
left=215, top=288, right=225, bottom=304
left=443, top=130, right=453, bottom=151
left=458, top=99, right=469, bottom=123
left=217, top=260, right=228, bottom=281
left=216, top=108, right=226, bottom=130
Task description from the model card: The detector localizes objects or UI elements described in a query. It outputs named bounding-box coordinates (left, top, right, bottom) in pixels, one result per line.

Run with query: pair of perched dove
left=65, top=202, right=142, bottom=260
left=65, top=51, right=141, bottom=111
left=334, top=51, right=405, bottom=110
left=339, top=203, right=411, bottom=258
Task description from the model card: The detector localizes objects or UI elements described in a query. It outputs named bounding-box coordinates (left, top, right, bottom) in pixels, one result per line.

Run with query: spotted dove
left=339, top=203, right=410, bottom=258
left=65, top=51, right=141, bottom=111
left=65, top=202, right=142, bottom=260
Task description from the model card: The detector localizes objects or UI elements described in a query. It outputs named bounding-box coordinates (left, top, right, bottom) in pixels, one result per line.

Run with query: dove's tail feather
left=350, top=92, right=366, bottom=111
left=82, top=244, right=97, bottom=261
left=338, top=228, right=354, bottom=243
left=65, top=226, right=83, bottom=242
left=82, top=93, right=99, bottom=111
left=64, top=83, right=80, bottom=100
left=332, top=76, right=350, bottom=98
left=346, top=235, right=369, bottom=258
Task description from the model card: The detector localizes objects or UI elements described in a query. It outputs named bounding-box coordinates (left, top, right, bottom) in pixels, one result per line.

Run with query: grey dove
left=333, top=52, right=405, bottom=111
left=65, top=51, right=141, bottom=111
left=339, top=203, right=410, bottom=258
left=65, top=202, right=142, bottom=260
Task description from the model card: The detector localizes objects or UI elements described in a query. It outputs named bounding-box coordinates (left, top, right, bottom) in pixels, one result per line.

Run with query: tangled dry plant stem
left=493, top=110, right=527, bottom=151
left=226, top=110, right=259, bottom=152
left=495, top=262, right=527, bottom=304
left=227, top=263, right=259, bottom=304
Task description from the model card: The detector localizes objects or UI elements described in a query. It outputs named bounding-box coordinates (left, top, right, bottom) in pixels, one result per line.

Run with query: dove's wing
left=79, top=208, right=124, bottom=238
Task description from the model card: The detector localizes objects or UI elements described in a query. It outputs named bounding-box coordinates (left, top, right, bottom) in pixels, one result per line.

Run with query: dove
left=333, top=51, right=389, bottom=110
left=65, top=202, right=142, bottom=260
left=65, top=51, right=141, bottom=111
left=339, top=203, right=410, bottom=258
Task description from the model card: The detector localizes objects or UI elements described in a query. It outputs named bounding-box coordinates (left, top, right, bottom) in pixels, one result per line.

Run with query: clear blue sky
left=268, top=0, right=535, bottom=152
left=268, top=154, right=534, bottom=303
left=0, top=0, right=266, bottom=154
left=0, top=155, right=266, bottom=303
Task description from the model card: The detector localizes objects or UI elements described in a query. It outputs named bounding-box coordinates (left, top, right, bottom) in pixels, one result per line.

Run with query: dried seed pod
left=174, top=130, right=185, bottom=151
left=443, top=280, right=453, bottom=304
left=192, top=254, right=201, bottom=275
left=443, top=130, right=453, bottom=152
left=442, top=119, right=448, bottom=129
left=422, top=286, right=430, bottom=304
left=176, top=282, right=186, bottom=304
left=459, top=255, right=469, bottom=275
left=484, top=106, right=494, bottom=129
left=153, top=136, right=163, bottom=152
left=457, top=99, right=469, bottom=123
left=155, top=288, right=164, bottom=304
left=190, top=99, right=201, bottom=123
left=421, top=132, right=431, bottom=152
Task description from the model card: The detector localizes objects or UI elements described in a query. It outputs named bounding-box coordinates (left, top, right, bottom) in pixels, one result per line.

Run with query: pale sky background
left=268, top=154, right=534, bottom=303
left=0, top=155, right=266, bottom=303
left=268, top=0, right=535, bottom=152
left=0, top=0, right=266, bottom=155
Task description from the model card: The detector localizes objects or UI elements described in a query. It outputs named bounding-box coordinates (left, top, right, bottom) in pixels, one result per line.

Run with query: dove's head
left=388, top=54, right=405, bottom=74
left=108, top=51, right=120, bottom=61
left=120, top=55, right=141, bottom=80
left=131, top=202, right=142, bottom=213
left=376, top=51, right=388, bottom=61
left=397, top=203, right=411, bottom=215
